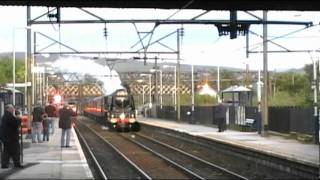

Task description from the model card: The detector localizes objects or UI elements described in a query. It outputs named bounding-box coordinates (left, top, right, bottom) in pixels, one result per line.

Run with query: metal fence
left=157, top=106, right=216, bottom=125
left=155, top=105, right=315, bottom=136
left=269, top=106, right=314, bottom=135
left=0, top=100, right=4, bottom=124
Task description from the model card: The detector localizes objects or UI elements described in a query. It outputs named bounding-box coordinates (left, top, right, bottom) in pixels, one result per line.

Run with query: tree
left=0, top=57, right=25, bottom=85
left=269, top=70, right=312, bottom=107
left=220, top=70, right=237, bottom=90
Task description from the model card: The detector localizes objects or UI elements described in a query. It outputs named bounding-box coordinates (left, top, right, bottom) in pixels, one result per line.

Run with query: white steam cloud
left=52, top=56, right=123, bottom=95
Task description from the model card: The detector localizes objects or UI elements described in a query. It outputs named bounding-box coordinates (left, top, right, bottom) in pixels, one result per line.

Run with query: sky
left=0, top=6, right=320, bottom=72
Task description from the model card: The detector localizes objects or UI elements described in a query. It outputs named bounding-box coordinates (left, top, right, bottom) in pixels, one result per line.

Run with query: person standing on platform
left=32, top=104, right=44, bottom=143
left=0, top=104, right=23, bottom=168
left=58, top=104, right=74, bottom=148
left=45, top=101, right=57, bottom=134
left=216, top=101, right=227, bottom=132
left=42, top=113, right=50, bottom=141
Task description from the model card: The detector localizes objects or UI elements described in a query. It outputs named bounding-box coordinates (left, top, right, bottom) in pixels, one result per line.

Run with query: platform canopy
left=222, top=85, right=251, bottom=93
left=0, top=0, right=319, bottom=11
left=221, top=85, right=252, bottom=106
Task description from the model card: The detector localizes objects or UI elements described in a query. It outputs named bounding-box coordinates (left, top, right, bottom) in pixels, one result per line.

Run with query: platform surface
left=0, top=120, right=93, bottom=179
left=139, top=117, right=319, bottom=167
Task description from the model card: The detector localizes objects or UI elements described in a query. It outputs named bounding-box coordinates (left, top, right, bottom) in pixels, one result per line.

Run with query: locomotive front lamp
left=110, top=118, right=117, bottom=123
left=129, top=118, right=136, bottom=123
left=119, top=113, right=125, bottom=120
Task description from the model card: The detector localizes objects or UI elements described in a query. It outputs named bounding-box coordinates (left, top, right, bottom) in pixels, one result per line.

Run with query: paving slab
left=0, top=120, right=93, bottom=179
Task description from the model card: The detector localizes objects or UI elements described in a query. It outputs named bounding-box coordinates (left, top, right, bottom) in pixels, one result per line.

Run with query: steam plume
left=52, top=56, right=123, bottom=95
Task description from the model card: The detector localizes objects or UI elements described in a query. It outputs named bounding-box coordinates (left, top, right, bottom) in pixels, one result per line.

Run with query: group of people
left=0, top=101, right=76, bottom=169
left=32, top=101, right=57, bottom=143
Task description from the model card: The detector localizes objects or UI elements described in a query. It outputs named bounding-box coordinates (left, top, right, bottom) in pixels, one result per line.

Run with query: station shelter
left=221, top=85, right=254, bottom=129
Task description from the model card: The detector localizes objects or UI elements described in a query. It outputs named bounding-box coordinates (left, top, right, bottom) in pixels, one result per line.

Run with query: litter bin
left=256, top=111, right=262, bottom=134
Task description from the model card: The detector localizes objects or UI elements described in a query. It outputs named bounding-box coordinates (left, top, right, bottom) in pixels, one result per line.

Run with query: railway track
left=121, top=133, right=248, bottom=180
left=75, top=115, right=318, bottom=179
left=76, top=117, right=248, bottom=179
left=139, top=123, right=319, bottom=179
left=75, top=117, right=194, bottom=179
left=75, top=120, right=151, bottom=179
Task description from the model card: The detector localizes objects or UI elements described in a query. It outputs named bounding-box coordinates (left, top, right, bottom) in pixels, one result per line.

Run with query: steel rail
left=74, top=127, right=108, bottom=180
left=120, top=133, right=204, bottom=180
left=78, top=121, right=152, bottom=180
left=136, top=133, right=249, bottom=180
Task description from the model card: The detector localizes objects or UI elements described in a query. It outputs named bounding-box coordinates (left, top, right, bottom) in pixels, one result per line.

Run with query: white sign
left=6, top=82, right=32, bottom=87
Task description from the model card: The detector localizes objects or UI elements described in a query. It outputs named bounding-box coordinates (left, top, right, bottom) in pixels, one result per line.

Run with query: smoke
left=52, top=56, right=123, bottom=95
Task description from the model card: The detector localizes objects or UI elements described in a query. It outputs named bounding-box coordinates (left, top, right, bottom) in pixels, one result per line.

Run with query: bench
left=240, top=118, right=255, bottom=132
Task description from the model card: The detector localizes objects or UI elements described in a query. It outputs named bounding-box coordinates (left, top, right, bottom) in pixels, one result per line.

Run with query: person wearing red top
left=45, top=101, right=57, bottom=134
left=58, top=104, right=74, bottom=148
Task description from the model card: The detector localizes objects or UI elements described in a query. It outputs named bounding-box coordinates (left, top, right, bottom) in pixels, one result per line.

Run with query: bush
left=270, top=91, right=310, bottom=107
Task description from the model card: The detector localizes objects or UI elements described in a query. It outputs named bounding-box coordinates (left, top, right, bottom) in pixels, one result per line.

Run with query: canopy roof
left=0, top=0, right=319, bottom=10
left=222, top=85, right=251, bottom=93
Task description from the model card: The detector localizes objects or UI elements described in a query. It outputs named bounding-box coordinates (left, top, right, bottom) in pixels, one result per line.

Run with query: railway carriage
left=0, top=87, right=29, bottom=134
left=0, top=87, right=24, bottom=109
left=84, top=88, right=140, bottom=132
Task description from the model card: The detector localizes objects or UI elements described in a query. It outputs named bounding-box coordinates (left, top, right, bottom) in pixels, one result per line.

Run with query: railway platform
left=139, top=117, right=319, bottom=168
left=0, top=120, right=93, bottom=179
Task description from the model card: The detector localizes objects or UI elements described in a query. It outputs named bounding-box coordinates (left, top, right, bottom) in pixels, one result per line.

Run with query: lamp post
left=137, top=80, right=148, bottom=117
left=39, top=66, right=42, bottom=105
left=148, top=74, right=152, bottom=108
left=41, top=67, right=46, bottom=106
left=24, top=48, right=27, bottom=112
left=136, top=79, right=146, bottom=107
left=163, top=65, right=176, bottom=111
left=12, top=26, right=31, bottom=165
left=12, top=28, right=16, bottom=106
left=262, top=10, right=268, bottom=136
left=142, top=85, right=147, bottom=105
left=256, top=67, right=262, bottom=134
left=46, top=75, right=49, bottom=105
left=32, top=65, right=45, bottom=105
left=31, top=59, right=35, bottom=106
left=217, top=65, right=221, bottom=102
left=12, top=26, right=31, bottom=108
left=160, top=69, right=162, bottom=109
left=150, top=68, right=163, bottom=109
left=191, top=63, right=195, bottom=123
left=310, top=51, right=319, bottom=144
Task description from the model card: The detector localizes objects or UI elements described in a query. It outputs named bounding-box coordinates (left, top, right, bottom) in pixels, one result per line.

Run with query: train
left=0, top=87, right=30, bottom=134
left=83, top=88, right=140, bottom=132
left=0, top=87, right=24, bottom=109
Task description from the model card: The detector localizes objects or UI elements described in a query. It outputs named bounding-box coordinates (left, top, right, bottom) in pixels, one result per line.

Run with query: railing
left=155, top=105, right=315, bottom=136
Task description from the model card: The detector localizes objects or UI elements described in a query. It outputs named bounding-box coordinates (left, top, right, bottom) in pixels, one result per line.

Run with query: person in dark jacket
left=58, top=104, right=74, bottom=148
left=32, top=104, right=44, bottom=143
left=216, top=102, right=227, bottom=132
left=42, top=113, right=49, bottom=141
left=0, top=104, right=23, bottom=168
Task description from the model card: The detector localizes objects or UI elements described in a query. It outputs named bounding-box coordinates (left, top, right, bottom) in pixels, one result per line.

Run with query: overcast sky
left=0, top=6, right=319, bottom=71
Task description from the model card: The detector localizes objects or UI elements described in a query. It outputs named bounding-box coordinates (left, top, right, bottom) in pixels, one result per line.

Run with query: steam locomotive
left=83, top=88, right=140, bottom=132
